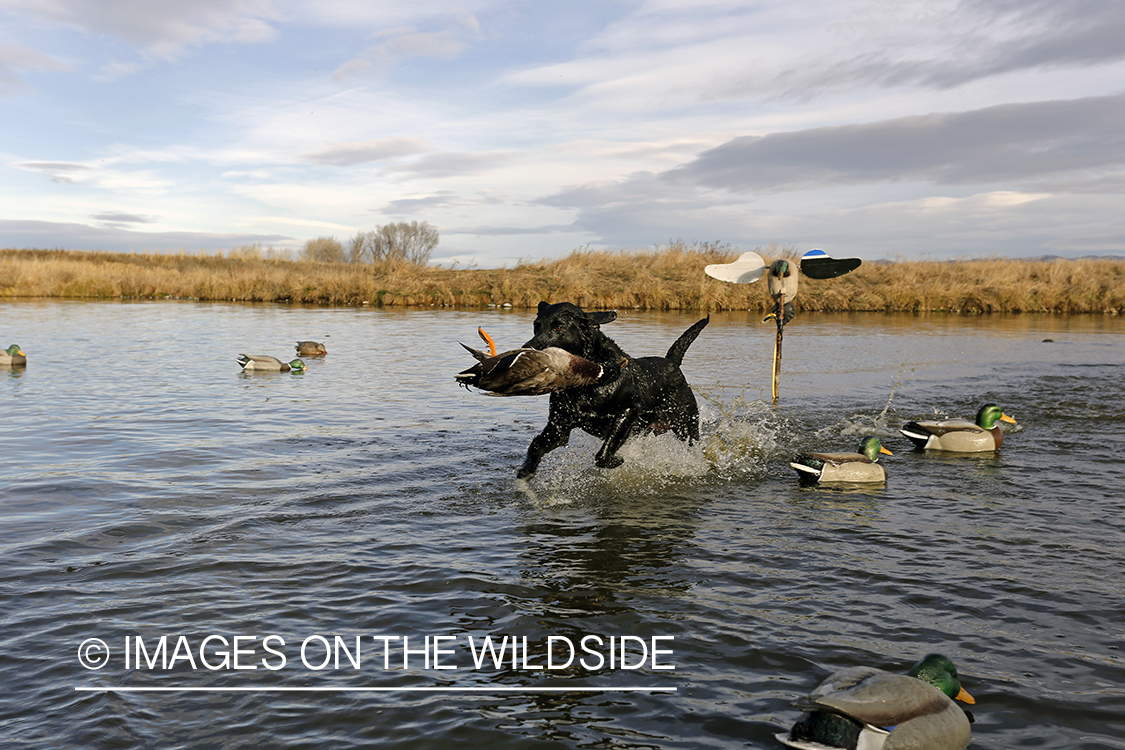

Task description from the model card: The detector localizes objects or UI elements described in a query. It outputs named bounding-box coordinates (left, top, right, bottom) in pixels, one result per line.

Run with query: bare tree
left=350, top=221, right=437, bottom=265
left=302, top=236, right=346, bottom=263
left=348, top=231, right=373, bottom=264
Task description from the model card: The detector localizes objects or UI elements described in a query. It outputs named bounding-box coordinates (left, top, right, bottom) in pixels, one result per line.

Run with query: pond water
left=1, top=300, right=1123, bottom=750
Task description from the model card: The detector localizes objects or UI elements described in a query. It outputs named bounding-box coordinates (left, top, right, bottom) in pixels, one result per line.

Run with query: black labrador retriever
left=516, top=301, right=709, bottom=478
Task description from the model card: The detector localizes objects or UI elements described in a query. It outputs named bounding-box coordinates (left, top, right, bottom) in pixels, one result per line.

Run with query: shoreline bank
left=2, top=247, right=1122, bottom=314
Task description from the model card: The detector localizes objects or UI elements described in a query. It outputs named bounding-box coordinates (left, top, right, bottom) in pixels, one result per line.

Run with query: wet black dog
left=516, top=301, right=709, bottom=478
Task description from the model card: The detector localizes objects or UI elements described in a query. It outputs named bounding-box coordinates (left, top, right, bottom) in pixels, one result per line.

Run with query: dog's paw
left=595, top=453, right=625, bottom=469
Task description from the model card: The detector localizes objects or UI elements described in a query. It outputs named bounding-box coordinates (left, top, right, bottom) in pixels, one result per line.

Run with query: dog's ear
left=538, top=301, right=550, bottom=314
left=587, top=310, right=617, bottom=325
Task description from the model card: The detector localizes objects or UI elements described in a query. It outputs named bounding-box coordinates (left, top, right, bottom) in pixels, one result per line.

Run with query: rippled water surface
left=2, top=300, right=1124, bottom=749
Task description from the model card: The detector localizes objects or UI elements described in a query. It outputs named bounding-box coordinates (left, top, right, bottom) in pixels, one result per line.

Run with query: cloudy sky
left=2, top=0, right=1124, bottom=266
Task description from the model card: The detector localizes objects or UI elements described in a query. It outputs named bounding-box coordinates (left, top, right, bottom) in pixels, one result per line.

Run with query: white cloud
left=0, top=218, right=292, bottom=252
left=0, top=42, right=73, bottom=92
left=301, top=137, right=430, bottom=166
left=2, top=0, right=282, bottom=58
left=331, top=58, right=373, bottom=82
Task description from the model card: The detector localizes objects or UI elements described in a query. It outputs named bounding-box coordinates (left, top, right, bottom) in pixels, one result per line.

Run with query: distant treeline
left=1, top=243, right=1122, bottom=313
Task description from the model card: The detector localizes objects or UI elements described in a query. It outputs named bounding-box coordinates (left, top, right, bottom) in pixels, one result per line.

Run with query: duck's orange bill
left=478, top=327, right=497, bottom=357
left=1001, top=413, right=1017, bottom=423
left=956, top=687, right=975, bottom=704
left=880, top=446, right=893, bottom=456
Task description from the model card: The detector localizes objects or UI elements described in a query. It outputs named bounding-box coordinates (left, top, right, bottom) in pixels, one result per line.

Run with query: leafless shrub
left=302, top=236, right=346, bottom=263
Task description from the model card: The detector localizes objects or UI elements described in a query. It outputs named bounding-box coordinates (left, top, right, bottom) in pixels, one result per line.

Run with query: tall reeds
left=1, top=244, right=1122, bottom=313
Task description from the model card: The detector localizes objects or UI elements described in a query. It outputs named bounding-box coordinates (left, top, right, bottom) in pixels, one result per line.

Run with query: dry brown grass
left=2, top=244, right=1122, bottom=313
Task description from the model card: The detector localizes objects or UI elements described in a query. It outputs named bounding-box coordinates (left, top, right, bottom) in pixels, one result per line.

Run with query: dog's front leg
left=518, top=422, right=571, bottom=479
left=595, top=408, right=638, bottom=469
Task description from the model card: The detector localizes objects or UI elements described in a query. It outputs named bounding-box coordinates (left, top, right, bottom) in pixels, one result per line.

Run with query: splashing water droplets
left=516, top=393, right=804, bottom=503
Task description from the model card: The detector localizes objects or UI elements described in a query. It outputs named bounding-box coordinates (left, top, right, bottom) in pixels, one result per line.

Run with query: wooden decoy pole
left=771, top=292, right=785, bottom=403
left=765, top=259, right=796, bottom=404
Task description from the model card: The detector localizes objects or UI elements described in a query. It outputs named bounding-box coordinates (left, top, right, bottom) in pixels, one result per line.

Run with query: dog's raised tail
left=665, top=315, right=709, bottom=366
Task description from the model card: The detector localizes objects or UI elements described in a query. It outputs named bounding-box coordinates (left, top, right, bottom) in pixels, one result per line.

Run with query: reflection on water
left=1, top=300, right=1124, bottom=749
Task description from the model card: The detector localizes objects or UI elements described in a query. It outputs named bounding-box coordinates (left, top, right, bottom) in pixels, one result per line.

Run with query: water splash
left=516, top=392, right=802, bottom=505
left=812, top=365, right=916, bottom=442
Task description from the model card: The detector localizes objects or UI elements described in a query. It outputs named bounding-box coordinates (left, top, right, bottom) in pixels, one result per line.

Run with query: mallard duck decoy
left=899, top=403, right=1017, bottom=452
left=237, top=354, right=306, bottom=372
left=1, top=344, right=26, bottom=366
left=296, top=341, right=327, bottom=356
left=790, top=436, right=892, bottom=485
left=456, top=344, right=603, bottom=396
left=767, top=259, right=799, bottom=324
left=778, top=653, right=975, bottom=750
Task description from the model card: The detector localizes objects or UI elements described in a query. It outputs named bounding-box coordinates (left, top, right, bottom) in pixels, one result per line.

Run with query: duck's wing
left=456, top=348, right=538, bottom=392
left=802, top=451, right=870, bottom=467
left=237, top=354, right=284, bottom=370
left=704, top=251, right=766, bottom=284
left=799, top=253, right=862, bottom=280
left=907, top=419, right=983, bottom=437
left=900, top=419, right=981, bottom=447
left=799, top=668, right=950, bottom=727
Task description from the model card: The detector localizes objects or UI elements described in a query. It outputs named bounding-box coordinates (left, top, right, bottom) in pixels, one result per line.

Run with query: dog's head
left=523, top=301, right=617, bottom=355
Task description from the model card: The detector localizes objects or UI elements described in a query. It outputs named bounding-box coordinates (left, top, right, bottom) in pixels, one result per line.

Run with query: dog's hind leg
left=669, top=402, right=701, bottom=444
left=518, top=422, right=572, bottom=479
left=594, top=408, right=639, bottom=469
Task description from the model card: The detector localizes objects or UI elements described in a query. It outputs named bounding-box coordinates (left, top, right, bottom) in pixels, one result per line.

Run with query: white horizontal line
left=75, top=686, right=676, bottom=693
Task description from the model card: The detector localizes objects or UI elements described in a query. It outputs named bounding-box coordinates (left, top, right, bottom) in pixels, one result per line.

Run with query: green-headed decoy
left=778, top=653, right=975, bottom=750
left=790, top=435, right=892, bottom=485
left=900, top=403, right=1016, bottom=452
left=1, top=344, right=26, bottom=366
left=237, top=354, right=306, bottom=372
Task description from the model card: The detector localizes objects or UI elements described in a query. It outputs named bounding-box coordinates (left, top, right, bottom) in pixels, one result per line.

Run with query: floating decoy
left=778, top=653, right=975, bottom=750
left=237, top=354, right=306, bottom=372
left=899, top=403, right=1016, bottom=452
left=296, top=341, right=327, bottom=356
left=1, top=344, right=26, bottom=366
left=790, top=436, right=892, bottom=485
left=457, top=344, right=603, bottom=396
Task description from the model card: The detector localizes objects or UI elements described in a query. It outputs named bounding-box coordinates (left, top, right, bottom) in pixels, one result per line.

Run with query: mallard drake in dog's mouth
left=457, top=343, right=602, bottom=396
